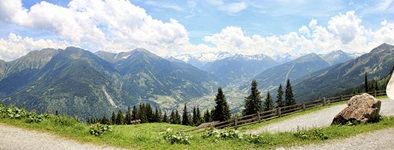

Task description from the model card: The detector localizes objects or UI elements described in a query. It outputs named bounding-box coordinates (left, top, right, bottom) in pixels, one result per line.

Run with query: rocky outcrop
left=332, top=93, right=381, bottom=125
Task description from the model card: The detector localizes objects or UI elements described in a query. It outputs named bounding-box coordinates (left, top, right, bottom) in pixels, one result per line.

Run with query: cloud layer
left=0, top=0, right=393, bottom=61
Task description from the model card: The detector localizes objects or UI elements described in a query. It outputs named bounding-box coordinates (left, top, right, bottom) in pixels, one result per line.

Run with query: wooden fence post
left=374, top=90, right=377, bottom=97
left=257, top=111, right=261, bottom=123
left=340, top=95, right=343, bottom=101
left=277, top=107, right=281, bottom=117
left=234, top=117, right=238, bottom=129
left=323, top=97, right=326, bottom=106
left=302, top=103, right=306, bottom=111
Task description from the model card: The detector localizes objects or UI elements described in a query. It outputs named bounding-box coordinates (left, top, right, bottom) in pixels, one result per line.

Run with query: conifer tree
left=111, top=111, right=116, bottom=125
left=162, top=111, right=168, bottom=123
left=139, top=103, right=148, bottom=123
left=158, top=109, right=162, bottom=122
left=203, top=109, right=212, bottom=122
left=153, top=107, right=160, bottom=122
left=182, top=104, right=190, bottom=125
left=145, top=103, right=154, bottom=122
left=192, top=106, right=197, bottom=126
left=243, top=80, right=263, bottom=116
left=116, top=110, right=124, bottom=125
left=264, top=91, right=274, bottom=111
left=365, top=72, right=368, bottom=93
left=276, top=84, right=284, bottom=108
left=101, top=115, right=109, bottom=124
left=175, top=109, right=181, bottom=124
left=131, top=105, right=139, bottom=120
left=212, top=87, right=231, bottom=121
left=194, top=106, right=203, bottom=126
left=285, top=79, right=296, bottom=106
left=170, top=110, right=176, bottom=124
left=125, top=106, right=132, bottom=124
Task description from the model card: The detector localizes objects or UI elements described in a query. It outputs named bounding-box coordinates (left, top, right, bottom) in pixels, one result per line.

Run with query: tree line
left=88, top=79, right=296, bottom=126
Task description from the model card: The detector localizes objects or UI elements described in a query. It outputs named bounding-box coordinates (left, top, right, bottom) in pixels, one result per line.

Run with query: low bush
left=243, top=134, right=272, bottom=145
left=162, top=128, right=191, bottom=144
left=90, top=123, right=112, bottom=136
left=294, top=128, right=328, bottom=140
left=202, top=128, right=240, bottom=140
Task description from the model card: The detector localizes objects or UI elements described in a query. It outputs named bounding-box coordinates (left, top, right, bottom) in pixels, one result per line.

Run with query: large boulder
left=332, top=93, right=381, bottom=125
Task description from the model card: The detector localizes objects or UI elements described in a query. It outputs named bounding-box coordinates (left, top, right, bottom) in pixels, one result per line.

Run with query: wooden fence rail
left=209, top=90, right=386, bottom=130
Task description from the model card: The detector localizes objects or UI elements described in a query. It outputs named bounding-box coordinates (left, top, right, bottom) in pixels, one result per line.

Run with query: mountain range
left=201, top=54, right=278, bottom=84
left=0, top=43, right=390, bottom=119
left=293, top=43, right=394, bottom=102
left=238, top=50, right=353, bottom=93
left=0, top=47, right=218, bottom=118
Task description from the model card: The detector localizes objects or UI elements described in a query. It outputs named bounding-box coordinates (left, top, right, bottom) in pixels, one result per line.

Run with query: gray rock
left=332, top=93, right=381, bottom=125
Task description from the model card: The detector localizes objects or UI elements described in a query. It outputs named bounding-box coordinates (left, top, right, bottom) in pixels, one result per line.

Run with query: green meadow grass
left=1, top=95, right=393, bottom=149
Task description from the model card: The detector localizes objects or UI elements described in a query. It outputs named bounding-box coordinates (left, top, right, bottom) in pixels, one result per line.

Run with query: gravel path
left=277, top=127, right=394, bottom=150
left=0, top=123, right=125, bottom=150
left=244, top=98, right=394, bottom=134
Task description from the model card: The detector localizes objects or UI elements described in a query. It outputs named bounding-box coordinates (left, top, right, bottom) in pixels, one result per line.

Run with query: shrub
left=162, top=128, right=191, bottom=144
left=89, top=123, right=112, bottom=136
left=202, top=128, right=241, bottom=140
left=243, top=134, right=272, bottom=145
left=294, top=128, right=328, bottom=140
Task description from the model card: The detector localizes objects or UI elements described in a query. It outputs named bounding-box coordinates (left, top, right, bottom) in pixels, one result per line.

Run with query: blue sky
left=0, top=0, right=393, bottom=61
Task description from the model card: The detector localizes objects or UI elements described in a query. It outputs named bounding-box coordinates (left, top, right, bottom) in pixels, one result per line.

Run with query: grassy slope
left=0, top=96, right=393, bottom=149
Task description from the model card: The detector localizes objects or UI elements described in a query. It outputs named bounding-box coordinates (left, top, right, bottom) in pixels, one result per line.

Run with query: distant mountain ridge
left=246, top=53, right=332, bottom=92
left=294, top=43, right=394, bottom=102
left=202, top=54, right=278, bottom=84
left=320, top=50, right=354, bottom=66
left=0, top=47, right=219, bottom=118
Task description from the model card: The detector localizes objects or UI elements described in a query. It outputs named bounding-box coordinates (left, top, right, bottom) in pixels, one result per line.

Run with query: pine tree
left=111, top=111, right=116, bottom=125
left=192, top=106, right=197, bottom=126
left=182, top=104, right=190, bottom=125
left=285, top=79, right=296, bottom=106
left=125, top=106, right=132, bottom=124
left=276, top=84, right=284, bottom=108
left=170, top=110, right=176, bottom=124
left=139, top=103, right=148, bottom=123
left=162, top=111, right=168, bottom=123
left=212, top=87, right=231, bottom=121
left=153, top=107, right=160, bottom=122
left=131, top=105, right=139, bottom=120
left=145, top=103, right=154, bottom=122
left=101, top=115, right=109, bottom=124
left=116, top=110, right=124, bottom=125
left=196, top=106, right=203, bottom=126
left=264, top=91, right=274, bottom=111
left=243, top=80, right=263, bottom=116
left=158, top=109, right=162, bottom=122
left=175, top=110, right=181, bottom=124
left=203, top=109, right=212, bottom=122
left=365, top=72, right=368, bottom=93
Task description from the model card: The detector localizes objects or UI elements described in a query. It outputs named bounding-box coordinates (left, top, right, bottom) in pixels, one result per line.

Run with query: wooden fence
left=211, top=90, right=386, bottom=130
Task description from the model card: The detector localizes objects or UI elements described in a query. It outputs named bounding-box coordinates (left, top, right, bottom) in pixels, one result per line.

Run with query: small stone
left=332, top=93, right=381, bottom=125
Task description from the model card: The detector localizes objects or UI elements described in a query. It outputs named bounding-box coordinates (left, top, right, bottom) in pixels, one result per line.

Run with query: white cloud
left=219, top=2, right=248, bottom=14
left=308, top=19, right=317, bottom=29
left=328, top=11, right=363, bottom=44
left=0, top=0, right=189, bottom=57
left=298, top=25, right=310, bottom=37
left=0, top=33, right=69, bottom=61
left=206, top=0, right=247, bottom=14
left=373, top=20, right=394, bottom=45
left=199, top=10, right=394, bottom=58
